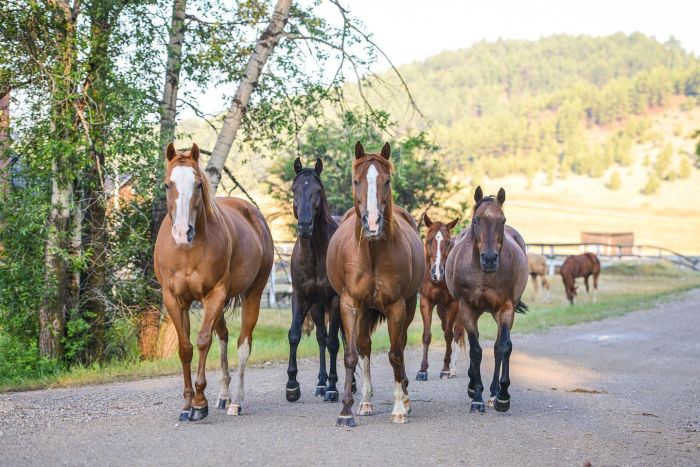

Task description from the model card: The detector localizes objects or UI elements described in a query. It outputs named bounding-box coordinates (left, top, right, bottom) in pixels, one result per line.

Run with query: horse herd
left=153, top=141, right=601, bottom=426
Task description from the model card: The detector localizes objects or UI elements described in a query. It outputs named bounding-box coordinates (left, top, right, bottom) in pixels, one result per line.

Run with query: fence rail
left=261, top=240, right=700, bottom=308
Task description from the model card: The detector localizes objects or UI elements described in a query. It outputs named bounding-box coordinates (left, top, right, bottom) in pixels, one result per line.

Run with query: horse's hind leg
left=593, top=273, right=599, bottom=303
left=214, top=315, right=231, bottom=410
left=530, top=273, right=539, bottom=299
left=286, top=292, right=308, bottom=402
left=310, top=304, right=329, bottom=398
left=492, top=302, right=515, bottom=413
left=163, top=292, right=193, bottom=422
left=416, top=294, right=433, bottom=381
left=357, top=312, right=374, bottom=416
left=191, top=287, right=228, bottom=421
left=445, top=302, right=462, bottom=378
left=324, top=295, right=341, bottom=401
left=463, top=302, right=485, bottom=413
left=584, top=275, right=591, bottom=296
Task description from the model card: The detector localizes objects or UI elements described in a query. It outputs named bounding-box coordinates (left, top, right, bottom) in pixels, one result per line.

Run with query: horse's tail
left=515, top=300, right=529, bottom=314
left=367, top=307, right=386, bottom=335
left=224, top=296, right=242, bottom=319
left=458, top=331, right=466, bottom=351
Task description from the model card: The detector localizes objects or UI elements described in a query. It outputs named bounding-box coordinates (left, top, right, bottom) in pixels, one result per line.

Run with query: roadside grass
left=2, top=263, right=699, bottom=392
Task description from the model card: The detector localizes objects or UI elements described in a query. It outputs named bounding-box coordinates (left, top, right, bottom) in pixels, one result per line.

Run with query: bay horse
left=154, top=143, right=273, bottom=421
left=416, top=213, right=465, bottom=381
left=326, top=141, right=424, bottom=426
left=286, top=157, right=343, bottom=403
left=445, top=186, right=528, bottom=413
left=560, top=253, right=600, bottom=304
left=528, top=253, right=550, bottom=299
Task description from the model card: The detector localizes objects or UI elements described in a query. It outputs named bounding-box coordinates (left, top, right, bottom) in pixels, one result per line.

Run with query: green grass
left=2, top=264, right=699, bottom=392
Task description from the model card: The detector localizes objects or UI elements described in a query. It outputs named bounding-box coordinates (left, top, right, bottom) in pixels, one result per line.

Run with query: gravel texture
left=1, top=290, right=699, bottom=466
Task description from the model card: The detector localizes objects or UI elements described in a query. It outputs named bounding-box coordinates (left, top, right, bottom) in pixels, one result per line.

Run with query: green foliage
left=678, top=155, right=692, bottom=179
left=641, top=173, right=661, bottom=195
left=654, top=145, right=674, bottom=179
left=606, top=171, right=622, bottom=190
left=266, top=111, right=466, bottom=229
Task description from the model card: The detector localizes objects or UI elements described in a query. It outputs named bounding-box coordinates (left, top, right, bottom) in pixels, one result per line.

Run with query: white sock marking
left=366, top=164, right=379, bottom=231
left=233, top=337, right=249, bottom=406
left=392, top=381, right=407, bottom=416
left=218, top=336, right=231, bottom=401
left=360, top=356, right=373, bottom=403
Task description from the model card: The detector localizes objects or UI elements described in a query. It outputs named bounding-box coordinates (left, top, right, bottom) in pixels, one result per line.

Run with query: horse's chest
left=422, top=282, right=454, bottom=306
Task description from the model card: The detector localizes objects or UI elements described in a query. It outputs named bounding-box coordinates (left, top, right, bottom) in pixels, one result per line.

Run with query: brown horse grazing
left=528, top=253, right=550, bottom=298
left=154, top=143, right=273, bottom=421
left=560, top=253, right=600, bottom=304
left=445, top=186, right=529, bottom=414
left=415, top=213, right=465, bottom=381
left=326, top=141, right=424, bottom=426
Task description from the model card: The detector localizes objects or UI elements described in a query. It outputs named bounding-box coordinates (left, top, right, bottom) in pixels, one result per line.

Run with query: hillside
left=177, top=33, right=700, bottom=252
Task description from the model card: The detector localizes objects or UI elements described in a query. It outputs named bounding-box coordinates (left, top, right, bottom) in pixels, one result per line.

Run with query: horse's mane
left=197, top=163, right=224, bottom=224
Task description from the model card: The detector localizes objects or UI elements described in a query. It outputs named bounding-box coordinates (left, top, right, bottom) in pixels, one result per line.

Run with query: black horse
left=286, top=157, right=344, bottom=402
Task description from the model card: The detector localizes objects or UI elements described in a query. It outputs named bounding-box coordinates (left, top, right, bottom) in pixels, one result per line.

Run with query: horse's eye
left=196, top=182, right=203, bottom=190
left=353, top=180, right=359, bottom=186
left=164, top=183, right=170, bottom=190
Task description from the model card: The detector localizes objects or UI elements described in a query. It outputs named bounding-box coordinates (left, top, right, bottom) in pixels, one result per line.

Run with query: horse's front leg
left=387, top=300, right=409, bottom=424
left=310, top=304, right=329, bottom=398
left=444, top=302, right=461, bottom=378
left=416, top=294, right=433, bottom=381
left=356, top=311, right=374, bottom=416
left=191, top=287, right=228, bottom=421
left=286, top=292, right=308, bottom=402
left=163, top=292, right=193, bottom=421
left=214, top=315, right=231, bottom=410
left=493, top=301, right=515, bottom=412
left=325, top=295, right=341, bottom=402
left=336, top=291, right=360, bottom=427
left=462, top=301, right=485, bottom=413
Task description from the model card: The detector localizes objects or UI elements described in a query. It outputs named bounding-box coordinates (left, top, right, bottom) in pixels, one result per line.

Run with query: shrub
left=606, top=171, right=622, bottom=190
left=641, top=173, right=661, bottom=195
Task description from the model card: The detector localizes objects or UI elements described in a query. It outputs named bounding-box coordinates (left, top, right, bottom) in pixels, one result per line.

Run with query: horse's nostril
left=186, top=225, right=195, bottom=243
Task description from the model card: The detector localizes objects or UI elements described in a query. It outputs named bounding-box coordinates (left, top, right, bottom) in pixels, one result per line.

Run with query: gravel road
left=1, top=290, right=699, bottom=466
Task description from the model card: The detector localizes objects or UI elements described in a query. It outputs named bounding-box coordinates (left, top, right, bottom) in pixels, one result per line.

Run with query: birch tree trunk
left=204, top=0, right=292, bottom=191
left=151, top=0, right=187, bottom=359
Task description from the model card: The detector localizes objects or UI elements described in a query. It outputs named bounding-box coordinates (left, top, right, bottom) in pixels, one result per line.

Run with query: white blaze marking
left=170, top=166, right=195, bottom=241
left=366, top=164, right=379, bottom=231
left=434, top=231, right=444, bottom=280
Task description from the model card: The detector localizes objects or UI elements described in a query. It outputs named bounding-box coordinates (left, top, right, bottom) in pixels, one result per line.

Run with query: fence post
left=268, top=261, right=276, bottom=307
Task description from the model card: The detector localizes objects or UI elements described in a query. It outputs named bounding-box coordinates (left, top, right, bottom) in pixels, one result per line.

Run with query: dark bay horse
left=445, top=186, right=528, bottom=413
left=416, top=213, right=465, bottom=381
left=327, top=142, right=424, bottom=426
left=560, top=253, right=600, bottom=304
left=154, top=143, right=273, bottom=421
left=286, top=157, right=343, bottom=403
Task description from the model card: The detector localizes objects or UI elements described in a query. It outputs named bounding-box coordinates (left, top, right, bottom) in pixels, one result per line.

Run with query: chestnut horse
left=528, top=253, right=550, bottom=299
left=286, top=157, right=343, bottom=403
left=154, top=143, right=273, bottom=421
left=416, top=213, right=465, bottom=381
left=560, top=253, right=600, bottom=304
left=326, top=142, right=424, bottom=426
left=446, top=186, right=528, bottom=413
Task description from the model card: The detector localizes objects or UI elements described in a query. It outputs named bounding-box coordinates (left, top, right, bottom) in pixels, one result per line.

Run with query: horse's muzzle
left=172, top=224, right=195, bottom=247
left=297, top=219, right=313, bottom=238
left=480, top=252, right=499, bottom=273
left=430, top=265, right=445, bottom=282
left=362, top=212, right=384, bottom=238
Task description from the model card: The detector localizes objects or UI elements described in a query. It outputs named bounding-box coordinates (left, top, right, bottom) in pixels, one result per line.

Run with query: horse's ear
left=381, top=142, right=391, bottom=160
left=474, top=186, right=483, bottom=203
left=355, top=141, right=365, bottom=160
left=314, top=158, right=323, bottom=175
left=423, top=212, right=433, bottom=228
left=294, top=157, right=302, bottom=174
left=446, top=217, right=460, bottom=231
left=497, top=187, right=506, bottom=206
left=190, top=143, right=200, bottom=162
left=166, top=143, right=176, bottom=161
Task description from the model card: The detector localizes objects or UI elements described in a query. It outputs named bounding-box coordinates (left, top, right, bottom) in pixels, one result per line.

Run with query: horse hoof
left=493, top=398, right=510, bottom=412
left=227, top=404, right=241, bottom=416
left=314, top=385, right=327, bottom=397
left=336, top=415, right=356, bottom=427
left=469, top=401, right=485, bottom=414
left=358, top=402, right=373, bottom=416
left=216, top=398, right=230, bottom=410
left=448, top=370, right=457, bottom=379
left=487, top=396, right=496, bottom=407
left=286, top=384, right=301, bottom=402
left=404, top=400, right=412, bottom=415
left=178, top=411, right=190, bottom=422
left=467, top=387, right=475, bottom=398
left=416, top=371, right=428, bottom=381
left=323, top=390, right=339, bottom=402
left=390, top=413, right=407, bottom=424
left=351, top=381, right=357, bottom=394
left=188, top=405, right=208, bottom=421
left=439, top=370, right=450, bottom=379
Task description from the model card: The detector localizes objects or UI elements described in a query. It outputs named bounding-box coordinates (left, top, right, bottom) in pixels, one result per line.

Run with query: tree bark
left=150, top=0, right=187, bottom=359
left=204, top=0, right=292, bottom=191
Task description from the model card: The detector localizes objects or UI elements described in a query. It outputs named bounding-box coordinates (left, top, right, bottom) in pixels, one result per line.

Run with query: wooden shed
left=580, top=232, right=634, bottom=255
